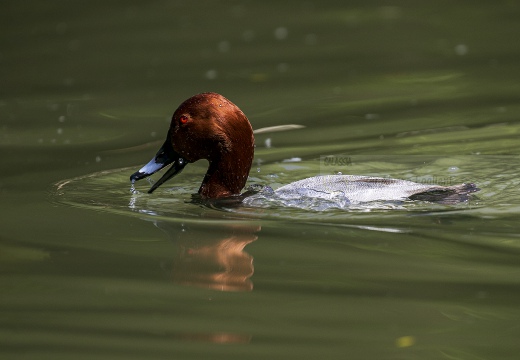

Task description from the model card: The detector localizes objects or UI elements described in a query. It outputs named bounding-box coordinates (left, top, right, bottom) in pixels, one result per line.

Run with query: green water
left=2, top=1, right=520, bottom=359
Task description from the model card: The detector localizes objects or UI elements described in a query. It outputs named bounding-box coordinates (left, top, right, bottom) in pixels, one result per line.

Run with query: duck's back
left=274, top=175, right=478, bottom=204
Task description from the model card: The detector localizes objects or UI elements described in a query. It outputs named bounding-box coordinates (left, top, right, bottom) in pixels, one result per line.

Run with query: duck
left=130, top=92, right=479, bottom=205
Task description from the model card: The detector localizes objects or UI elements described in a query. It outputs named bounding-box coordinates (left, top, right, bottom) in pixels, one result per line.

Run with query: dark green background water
left=2, top=1, right=520, bottom=359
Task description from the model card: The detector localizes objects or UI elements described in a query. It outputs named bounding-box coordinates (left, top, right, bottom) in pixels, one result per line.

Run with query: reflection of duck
left=171, top=225, right=257, bottom=292
left=131, top=92, right=479, bottom=204
left=148, top=219, right=258, bottom=292
left=132, top=215, right=256, bottom=345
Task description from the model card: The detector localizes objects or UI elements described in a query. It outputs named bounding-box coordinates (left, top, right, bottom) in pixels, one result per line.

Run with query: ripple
left=52, top=167, right=205, bottom=221
left=51, top=155, right=520, bottom=225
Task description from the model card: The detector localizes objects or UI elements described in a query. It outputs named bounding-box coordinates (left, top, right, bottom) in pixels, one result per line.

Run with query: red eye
left=179, top=115, right=188, bottom=124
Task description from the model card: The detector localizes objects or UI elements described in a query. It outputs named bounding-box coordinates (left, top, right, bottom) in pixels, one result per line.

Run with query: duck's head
left=130, top=92, right=254, bottom=198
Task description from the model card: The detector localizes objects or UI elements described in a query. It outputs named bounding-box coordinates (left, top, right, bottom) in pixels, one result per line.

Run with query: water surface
left=2, top=1, right=520, bottom=359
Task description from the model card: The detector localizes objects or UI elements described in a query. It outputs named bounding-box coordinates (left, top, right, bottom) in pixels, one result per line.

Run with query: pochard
left=130, top=92, right=478, bottom=206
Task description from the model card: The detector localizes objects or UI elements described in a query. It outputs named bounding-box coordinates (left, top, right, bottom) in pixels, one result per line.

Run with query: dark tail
left=409, top=183, right=480, bottom=204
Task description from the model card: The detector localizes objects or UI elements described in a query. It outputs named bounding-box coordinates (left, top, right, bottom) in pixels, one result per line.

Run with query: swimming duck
left=130, top=92, right=478, bottom=204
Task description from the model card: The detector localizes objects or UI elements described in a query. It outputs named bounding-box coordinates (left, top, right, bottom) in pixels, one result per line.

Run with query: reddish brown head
left=130, top=93, right=255, bottom=198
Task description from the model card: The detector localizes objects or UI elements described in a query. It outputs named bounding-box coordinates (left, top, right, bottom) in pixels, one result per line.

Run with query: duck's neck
left=199, top=152, right=252, bottom=198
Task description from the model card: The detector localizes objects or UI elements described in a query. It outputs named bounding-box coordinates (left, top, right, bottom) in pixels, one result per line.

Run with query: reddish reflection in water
left=174, top=332, right=252, bottom=344
left=154, top=221, right=259, bottom=292
left=172, top=233, right=257, bottom=291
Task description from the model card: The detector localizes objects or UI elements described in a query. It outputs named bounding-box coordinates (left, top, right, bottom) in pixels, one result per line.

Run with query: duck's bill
left=130, top=138, right=187, bottom=193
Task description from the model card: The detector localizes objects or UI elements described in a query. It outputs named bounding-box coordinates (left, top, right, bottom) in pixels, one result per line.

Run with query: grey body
left=256, top=175, right=479, bottom=205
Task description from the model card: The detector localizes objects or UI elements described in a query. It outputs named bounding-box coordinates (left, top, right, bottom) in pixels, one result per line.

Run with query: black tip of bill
left=130, top=138, right=187, bottom=193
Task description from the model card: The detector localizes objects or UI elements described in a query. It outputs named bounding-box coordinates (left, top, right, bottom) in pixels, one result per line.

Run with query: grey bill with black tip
left=130, top=138, right=187, bottom=193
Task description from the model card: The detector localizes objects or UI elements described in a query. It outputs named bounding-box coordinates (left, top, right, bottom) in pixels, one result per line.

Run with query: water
left=2, top=2, right=520, bottom=359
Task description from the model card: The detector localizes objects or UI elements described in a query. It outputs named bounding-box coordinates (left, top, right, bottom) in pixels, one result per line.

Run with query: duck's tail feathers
left=409, top=183, right=480, bottom=204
